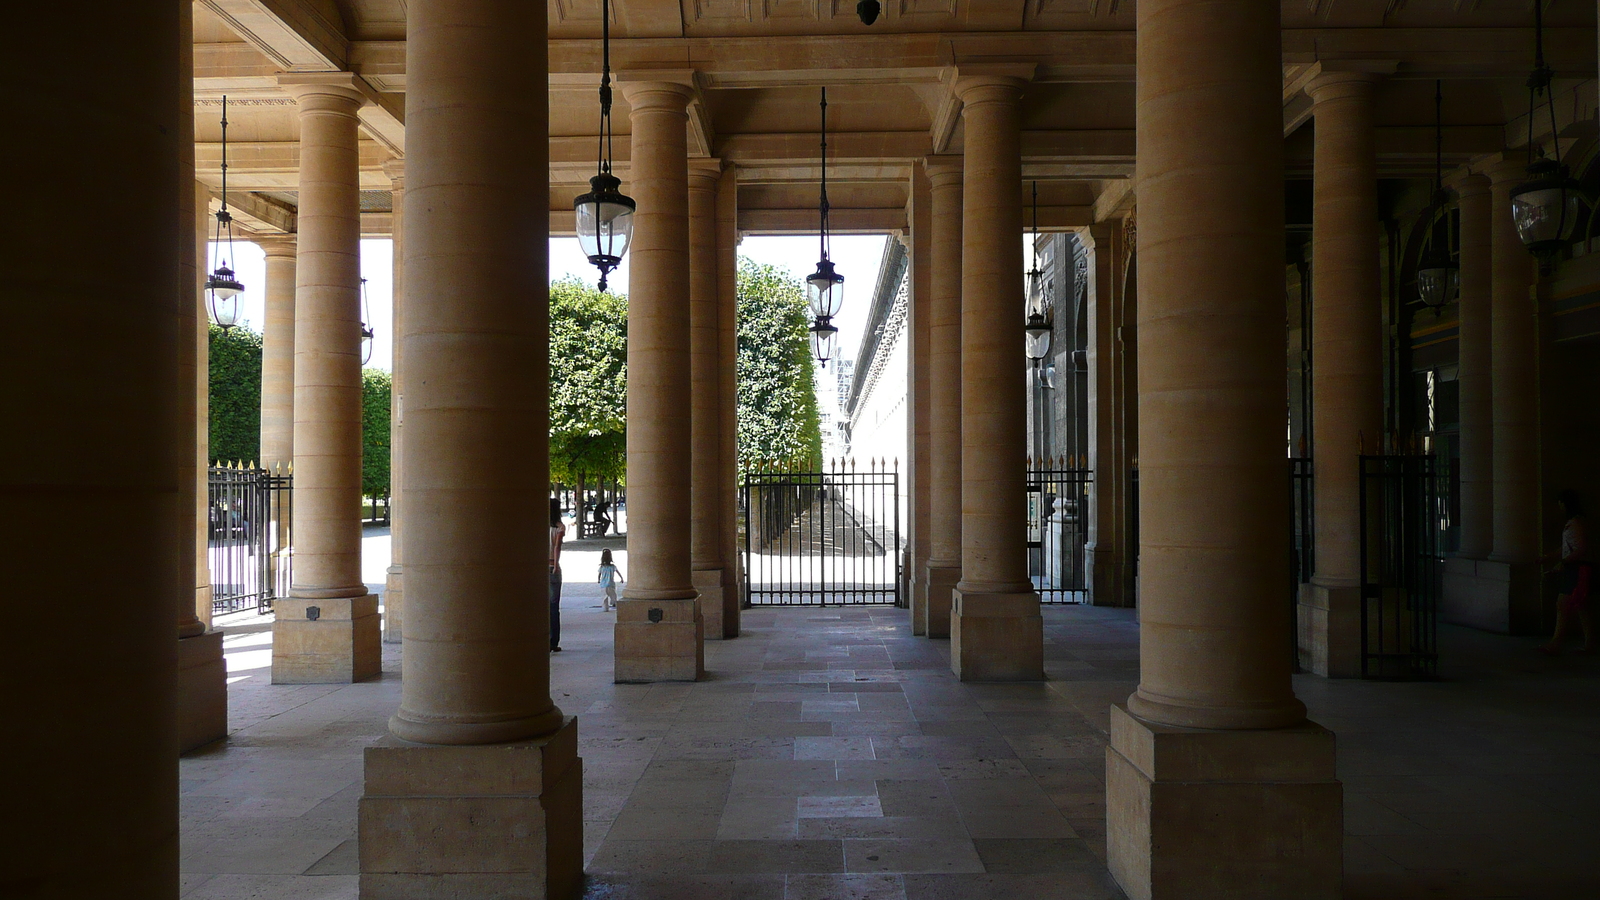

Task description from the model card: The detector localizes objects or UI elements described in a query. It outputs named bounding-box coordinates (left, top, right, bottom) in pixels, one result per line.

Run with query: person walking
left=550, top=497, right=566, bottom=652
left=1540, top=489, right=1592, bottom=655
left=597, top=548, right=624, bottom=612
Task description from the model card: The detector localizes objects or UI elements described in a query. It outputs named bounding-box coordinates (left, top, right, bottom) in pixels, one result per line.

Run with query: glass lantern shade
left=1510, top=159, right=1582, bottom=256
left=1024, top=311, right=1052, bottom=361
left=360, top=324, right=375, bottom=365
left=575, top=173, right=636, bottom=275
left=206, top=265, right=243, bottom=330
left=1026, top=266, right=1045, bottom=317
left=809, top=317, right=839, bottom=364
left=806, top=260, right=845, bottom=319
left=1415, top=254, right=1458, bottom=310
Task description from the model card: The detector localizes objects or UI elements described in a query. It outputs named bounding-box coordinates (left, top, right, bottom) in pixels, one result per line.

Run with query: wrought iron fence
left=1027, top=460, right=1092, bottom=603
left=741, top=459, right=900, bottom=605
left=1358, top=454, right=1440, bottom=679
left=208, top=463, right=293, bottom=615
left=1290, top=457, right=1314, bottom=669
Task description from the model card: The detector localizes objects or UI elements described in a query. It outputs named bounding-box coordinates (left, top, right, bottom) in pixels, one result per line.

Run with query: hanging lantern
left=1416, top=81, right=1457, bottom=312
left=1415, top=246, right=1458, bottom=311
left=573, top=0, right=635, bottom=292
left=810, top=317, right=839, bottom=365
left=359, top=277, right=375, bottom=365
left=206, top=95, right=245, bottom=330
left=1025, top=310, right=1052, bottom=361
left=806, top=259, right=844, bottom=319
left=1511, top=3, right=1588, bottom=267
left=1022, top=181, right=1051, bottom=361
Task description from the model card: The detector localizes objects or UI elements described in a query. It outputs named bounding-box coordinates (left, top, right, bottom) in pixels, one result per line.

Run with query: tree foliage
left=549, top=277, right=628, bottom=485
left=362, top=369, right=391, bottom=499
left=736, top=258, right=824, bottom=471
left=209, top=324, right=262, bottom=464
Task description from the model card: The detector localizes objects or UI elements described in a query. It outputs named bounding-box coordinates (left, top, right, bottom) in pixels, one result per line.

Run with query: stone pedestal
left=693, top=569, right=726, bottom=641
left=273, top=594, right=381, bottom=683
left=178, top=630, right=228, bottom=752
left=1442, top=556, right=1543, bottom=635
left=360, top=718, right=583, bottom=900
left=1107, top=706, right=1342, bottom=900
left=950, top=588, right=1043, bottom=680
left=920, top=563, right=959, bottom=638
left=1296, top=581, right=1361, bottom=678
left=614, top=597, right=705, bottom=683
left=383, top=566, right=404, bottom=644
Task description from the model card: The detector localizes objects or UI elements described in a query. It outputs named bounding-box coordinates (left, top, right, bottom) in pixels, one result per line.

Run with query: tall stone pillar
left=357, top=0, right=582, bottom=895
left=615, top=77, right=705, bottom=682
left=907, top=175, right=934, bottom=626
left=1452, top=172, right=1492, bottom=558
left=5, top=1, right=182, bottom=891
left=259, top=237, right=298, bottom=468
left=382, top=159, right=405, bottom=644
left=1487, top=157, right=1541, bottom=631
left=1298, top=71, right=1383, bottom=679
left=1107, top=3, right=1342, bottom=897
left=717, top=167, right=743, bottom=635
left=1085, top=219, right=1137, bottom=609
left=950, top=76, right=1043, bottom=681
left=689, top=159, right=729, bottom=639
left=274, top=73, right=380, bottom=684
left=921, top=157, right=963, bottom=638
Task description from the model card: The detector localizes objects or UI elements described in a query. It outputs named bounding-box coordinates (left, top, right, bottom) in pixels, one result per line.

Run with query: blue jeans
left=549, top=568, right=563, bottom=650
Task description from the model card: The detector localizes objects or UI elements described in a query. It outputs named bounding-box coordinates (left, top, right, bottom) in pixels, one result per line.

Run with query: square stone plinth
left=383, top=566, right=403, bottom=644
left=614, top=596, right=704, bottom=683
left=1442, top=557, right=1544, bottom=635
left=359, top=717, right=583, bottom=900
left=273, top=594, right=381, bottom=684
left=950, top=587, right=1043, bottom=681
left=178, top=629, right=227, bottom=753
left=1297, top=581, right=1361, bottom=678
left=720, top=565, right=742, bottom=638
left=1106, top=705, right=1342, bottom=900
left=921, top=564, right=959, bottom=639
left=694, top=568, right=726, bottom=641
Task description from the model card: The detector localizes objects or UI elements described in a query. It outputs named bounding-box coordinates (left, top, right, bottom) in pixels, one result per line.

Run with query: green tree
left=208, top=323, right=262, bottom=464
left=549, top=277, right=628, bottom=488
left=736, top=258, right=824, bottom=470
left=362, top=369, right=392, bottom=505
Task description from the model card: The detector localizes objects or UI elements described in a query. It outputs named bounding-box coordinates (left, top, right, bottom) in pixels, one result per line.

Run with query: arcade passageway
left=181, top=594, right=1600, bottom=900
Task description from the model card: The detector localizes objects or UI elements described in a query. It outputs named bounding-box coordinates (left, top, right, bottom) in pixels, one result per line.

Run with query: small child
left=597, top=548, right=624, bottom=612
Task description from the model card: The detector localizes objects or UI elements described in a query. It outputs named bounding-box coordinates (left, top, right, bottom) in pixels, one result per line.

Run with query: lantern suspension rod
left=819, top=87, right=830, bottom=263
left=1526, top=2, right=1562, bottom=171
left=219, top=95, right=230, bottom=215
left=597, top=0, right=613, bottom=177
left=1432, top=80, right=1443, bottom=195
left=1030, top=180, right=1039, bottom=268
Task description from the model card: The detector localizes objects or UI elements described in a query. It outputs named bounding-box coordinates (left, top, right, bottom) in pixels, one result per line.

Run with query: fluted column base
left=272, top=594, right=381, bottom=683
left=614, top=596, right=704, bottom=683
left=950, top=586, right=1042, bottom=681
left=1107, top=705, right=1341, bottom=900
left=1295, top=580, right=1361, bottom=678
left=383, top=565, right=403, bottom=644
left=359, top=717, right=583, bottom=900
left=178, top=630, right=227, bottom=753
left=920, top=563, right=960, bottom=638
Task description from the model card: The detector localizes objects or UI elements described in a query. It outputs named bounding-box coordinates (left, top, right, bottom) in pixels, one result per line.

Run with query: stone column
left=1487, top=157, right=1541, bottom=631
left=5, top=1, right=182, bottom=890
left=382, top=159, right=405, bottom=644
left=615, top=76, right=704, bottom=682
left=1298, top=71, right=1383, bottom=679
left=259, top=237, right=298, bottom=468
left=689, top=159, right=728, bottom=639
left=1107, top=3, right=1342, bottom=896
left=717, top=167, right=743, bottom=635
left=1452, top=172, right=1492, bottom=558
left=1084, top=219, right=1137, bottom=609
left=274, top=73, right=380, bottom=684
left=950, top=77, right=1043, bottom=681
left=177, top=0, right=226, bottom=753
left=907, top=172, right=934, bottom=628
left=358, top=0, right=582, bottom=894
left=921, top=156, right=963, bottom=638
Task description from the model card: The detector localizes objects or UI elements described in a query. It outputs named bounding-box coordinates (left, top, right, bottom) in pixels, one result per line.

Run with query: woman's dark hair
left=601, top=548, right=613, bottom=565
left=550, top=497, right=564, bottom=527
left=1559, top=488, right=1583, bottom=517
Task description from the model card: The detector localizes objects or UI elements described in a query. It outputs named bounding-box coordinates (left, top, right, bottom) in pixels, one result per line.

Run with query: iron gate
left=1027, top=461, right=1091, bottom=603
left=208, top=463, right=293, bottom=615
left=1358, top=454, right=1440, bottom=679
left=741, top=460, right=900, bottom=605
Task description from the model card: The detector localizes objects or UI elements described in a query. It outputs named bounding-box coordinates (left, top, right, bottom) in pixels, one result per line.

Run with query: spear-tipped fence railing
left=208, top=462, right=293, bottom=615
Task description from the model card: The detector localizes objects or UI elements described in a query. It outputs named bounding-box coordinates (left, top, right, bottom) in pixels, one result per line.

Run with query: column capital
left=1444, top=169, right=1490, bottom=198
left=688, top=158, right=722, bottom=191
left=618, top=73, right=697, bottom=112
left=278, top=72, right=367, bottom=114
left=257, top=235, right=297, bottom=259
left=1478, top=152, right=1529, bottom=186
left=382, top=157, right=405, bottom=187
left=953, top=69, right=1031, bottom=107
left=922, top=155, right=963, bottom=186
left=1305, top=69, right=1384, bottom=104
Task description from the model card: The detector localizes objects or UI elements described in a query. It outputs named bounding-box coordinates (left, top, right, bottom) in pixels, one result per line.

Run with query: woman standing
left=550, top=497, right=566, bottom=652
left=1540, top=489, right=1592, bottom=655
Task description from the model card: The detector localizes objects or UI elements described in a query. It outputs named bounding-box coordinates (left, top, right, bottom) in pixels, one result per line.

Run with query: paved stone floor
left=180, top=583, right=1600, bottom=900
